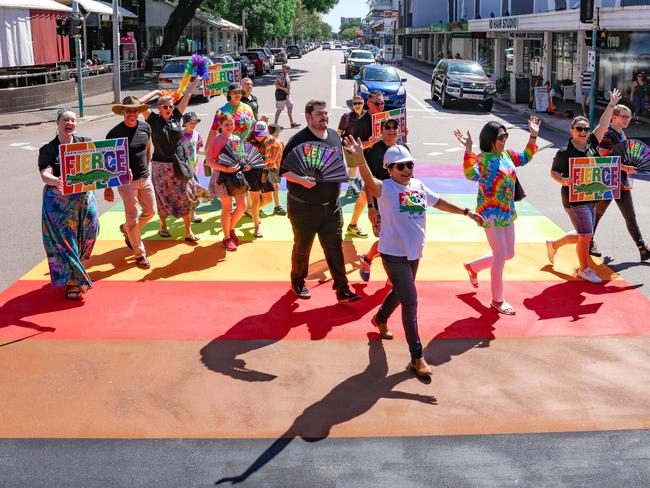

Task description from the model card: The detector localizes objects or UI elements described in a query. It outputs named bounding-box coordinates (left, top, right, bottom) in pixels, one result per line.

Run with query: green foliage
left=340, top=26, right=359, bottom=41
left=291, top=0, right=333, bottom=41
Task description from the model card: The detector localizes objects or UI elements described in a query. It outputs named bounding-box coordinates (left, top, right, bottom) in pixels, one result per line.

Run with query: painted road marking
left=10, top=142, right=30, bottom=147
left=445, top=147, right=464, bottom=152
left=423, top=142, right=448, bottom=146
left=331, top=65, right=340, bottom=109
left=427, top=151, right=443, bottom=157
left=407, top=91, right=431, bottom=110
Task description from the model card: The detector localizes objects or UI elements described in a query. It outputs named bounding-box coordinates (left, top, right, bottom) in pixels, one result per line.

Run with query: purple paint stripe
left=413, top=163, right=465, bottom=178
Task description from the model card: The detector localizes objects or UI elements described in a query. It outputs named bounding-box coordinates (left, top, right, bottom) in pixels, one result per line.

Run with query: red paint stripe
left=2, top=280, right=649, bottom=341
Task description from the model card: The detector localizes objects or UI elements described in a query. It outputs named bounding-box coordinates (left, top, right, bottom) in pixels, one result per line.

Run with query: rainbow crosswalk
left=2, top=162, right=650, bottom=442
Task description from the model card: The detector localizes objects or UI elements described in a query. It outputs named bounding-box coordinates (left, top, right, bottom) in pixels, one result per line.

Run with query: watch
left=463, top=208, right=470, bottom=216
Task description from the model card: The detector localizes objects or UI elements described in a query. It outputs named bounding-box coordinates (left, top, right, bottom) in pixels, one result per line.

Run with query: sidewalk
left=401, top=57, right=650, bottom=138
left=0, top=74, right=158, bottom=137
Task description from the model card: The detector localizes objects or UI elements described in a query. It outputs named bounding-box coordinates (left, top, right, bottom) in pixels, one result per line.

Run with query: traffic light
left=585, top=30, right=608, bottom=48
left=70, top=17, right=83, bottom=37
left=580, top=0, right=595, bottom=23
left=56, top=17, right=69, bottom=36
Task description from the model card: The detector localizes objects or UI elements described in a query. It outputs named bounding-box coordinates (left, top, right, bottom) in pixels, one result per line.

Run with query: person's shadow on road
left=214, top=335, right=436, bottom=485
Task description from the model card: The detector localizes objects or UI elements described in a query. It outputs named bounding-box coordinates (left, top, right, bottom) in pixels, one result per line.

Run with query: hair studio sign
left=489, top=16, right=518, bottom=31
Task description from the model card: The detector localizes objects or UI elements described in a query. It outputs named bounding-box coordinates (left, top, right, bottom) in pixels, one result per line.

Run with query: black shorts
left=245, top=168, right=274, bottom=193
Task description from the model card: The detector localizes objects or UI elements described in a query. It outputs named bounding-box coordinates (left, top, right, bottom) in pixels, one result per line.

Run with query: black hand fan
left=282, top=141, right=348, bottom=183
left=219, top=140, right=265, bottom=169
left=611, top=139, right=650, bottom=174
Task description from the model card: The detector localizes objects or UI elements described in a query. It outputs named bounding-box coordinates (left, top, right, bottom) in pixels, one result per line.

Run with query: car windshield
left=363, top=67, right=399, bottom=82
left=245, top=53, right=259, bottom=60
left=448, top=63, right=485, bottom=75
left=161, top=62, right=187, bottom=74
left=351, top=51, right=374, bottom=60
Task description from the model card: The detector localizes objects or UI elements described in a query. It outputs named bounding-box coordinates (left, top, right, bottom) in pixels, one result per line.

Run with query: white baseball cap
left=253, top=121, right=269, bottom=136
left=383, top=145, right=414, bottom=168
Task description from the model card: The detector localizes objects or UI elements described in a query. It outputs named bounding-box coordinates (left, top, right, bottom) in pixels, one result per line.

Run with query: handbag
left=171, top=152, right=194, bottom=180
left=514, top=177, right=526, bottom=202
left=218, top=170, right=250, bottom=196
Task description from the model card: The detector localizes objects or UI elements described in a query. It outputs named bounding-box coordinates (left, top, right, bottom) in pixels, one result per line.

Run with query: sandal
left=491, top=300, right=516, bottom=315
left=158, top=229, right=171, bottom=238
left=185, top=235, right=200, bottom=243
left=66, top=285, right=83, bottom=301
left=254, top=229, right=263, bottom=238
left=463, top=262, right=479, bottom=288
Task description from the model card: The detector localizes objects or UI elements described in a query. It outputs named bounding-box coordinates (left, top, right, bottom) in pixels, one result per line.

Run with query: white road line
left=21, top=146, right=39, bottom=151
left=427, top=151, right=442, bottom=157
left=10, top=142, right=29, bottom=147
left=424, top=116, right=453, bottom=120
left=406, top=91, right=431, bottom=110
left=444, top=147, right=464, bottom=152
left=422, top=142, right=448, bottom=146
left=331, top=65, right=338, bottom=109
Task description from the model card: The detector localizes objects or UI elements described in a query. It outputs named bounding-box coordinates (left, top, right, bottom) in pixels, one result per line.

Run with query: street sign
left=587, top=50, right=596, bottom=72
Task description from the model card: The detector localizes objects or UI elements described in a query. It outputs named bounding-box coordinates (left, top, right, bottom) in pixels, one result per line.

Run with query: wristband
left=368, top=203, right=374, bottom=209
left=463, top=208, right=470, bottom=216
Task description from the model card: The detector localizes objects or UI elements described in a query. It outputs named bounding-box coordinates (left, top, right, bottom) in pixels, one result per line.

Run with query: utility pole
left=588, top=10, right=599, bottom=130
left=72, top=0, right=84, bottom=117
left=113, top=0, right=121, bottom=103
left=242, top=9, right=246, bottom=51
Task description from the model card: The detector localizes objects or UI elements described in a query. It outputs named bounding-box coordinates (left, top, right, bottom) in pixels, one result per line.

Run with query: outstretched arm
left=384, top=391, right=437, bottom=404
left=593, top=88, right=622, bottom=143
left=343, top=135, right=382, bottom=197
left=433, top=197, right=484, bottom=226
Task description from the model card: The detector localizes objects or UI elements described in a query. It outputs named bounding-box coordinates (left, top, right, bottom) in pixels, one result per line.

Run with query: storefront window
left=598, top=32, right=650, bottom=102
left=475, top=38, right=495, bottom=77
left=523, top=39, right=543, bottom=80
left=552, top=32, right=577, bottom=90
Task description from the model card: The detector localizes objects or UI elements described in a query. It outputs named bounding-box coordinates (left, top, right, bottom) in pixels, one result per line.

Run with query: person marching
left=181, top=112, right=205, bottom=224
left=205, top=82, right=256, bottom=152
left=545, top=89, right=622, bottom=283
left=280, top=100, right=359, bottom=303
left=337, top=94, right=368, bottom=239
left=104, top=96, right=156, bottom=269
left=591, top=103, right=650, bottom=261
left=630, top=72, right=647, bottom=124
left=241, top=77, right=259, bottom=120
left=267, top=123, right=287, bottom=216
left=454, top=115, right=541, bottom=315
left=38, top=109, right=101, bottom=300
left=358, top=117, right=404, bottom=281
left=343, top=138, right=484, bottom=377
left=205, top=113, right=247, bottom=251
left=245, top=121, right=276, bottom=238
left=274, top=64, right=300, bottom=129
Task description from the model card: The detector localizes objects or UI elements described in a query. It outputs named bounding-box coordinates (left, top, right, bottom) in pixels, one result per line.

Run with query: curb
left=493, top=98, right=569, bottom=134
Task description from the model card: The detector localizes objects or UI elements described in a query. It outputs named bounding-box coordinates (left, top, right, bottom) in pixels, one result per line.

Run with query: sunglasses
left=371, top=101, right=385, bottom=106
left=573, top=126, right=589, bottom=133
left=352, top=101, right=364, bottom=105
left=124, top=109, right=140, bottom=114
left=159, top=105, right=174, bottom=109
left=496, top=133, right=509, bottom=141
left=383, top=124, right=399, bottom=130
left=616, top=113, right=631, bottom=119
left=389, top=162, right=414, bottom=171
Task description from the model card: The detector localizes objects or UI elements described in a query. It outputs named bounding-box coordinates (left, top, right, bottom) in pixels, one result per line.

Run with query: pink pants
left=467, top=223, right=515, bottom=303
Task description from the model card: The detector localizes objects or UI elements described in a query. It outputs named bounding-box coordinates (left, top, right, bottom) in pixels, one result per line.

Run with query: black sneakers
left=292, top=283, right=311, bottom=299
left=336, top=287, right=360, bottom=304
left=589, top=241, right=602, bottom=257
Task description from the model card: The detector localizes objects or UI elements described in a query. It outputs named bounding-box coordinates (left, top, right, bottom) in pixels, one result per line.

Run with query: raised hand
left=528, top=115, right=541, bottom=137
left=453, top=129, right=473, bottom=153
left=609, top=88, right=622, bottom=106
left=342, top=135, right=363, bottom=158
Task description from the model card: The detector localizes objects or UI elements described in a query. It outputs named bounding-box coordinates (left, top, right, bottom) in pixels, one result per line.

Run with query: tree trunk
left=157, top=0, right=204, bottom=56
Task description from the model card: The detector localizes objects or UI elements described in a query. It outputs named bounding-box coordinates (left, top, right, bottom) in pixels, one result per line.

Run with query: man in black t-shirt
left=280, top=100, right=360, bottom=303
left=352, top=91, right=385, bottom=153
left=105, top=96, right=156, bottom=269
left=241, top=77, right=259, bottom=120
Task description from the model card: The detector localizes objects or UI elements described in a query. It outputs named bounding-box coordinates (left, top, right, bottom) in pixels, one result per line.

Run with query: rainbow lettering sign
left=569, top=156, right=621, bottom=203
left=371, top=107, right=407, bottom=143
left=60, top=138, right=130, bottom=195
left=203, top=62, right=241, bottom=97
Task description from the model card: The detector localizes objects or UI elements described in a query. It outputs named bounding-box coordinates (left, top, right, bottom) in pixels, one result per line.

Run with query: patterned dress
left=463, top=143, right=537, bottom=227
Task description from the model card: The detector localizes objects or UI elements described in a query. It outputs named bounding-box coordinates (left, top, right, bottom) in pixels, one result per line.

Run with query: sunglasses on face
left=389, top=162, right=414, bottom=171
left=383, top=124, right=399, bottom=130
left=496, top=133, right=509, bottom=141
left=352, top=101, right=364, bottom=105
left=573, top=126, right=589, bottom=133
left=124, top=109, right=140, bottom=114
left=159, top=105, right=174, bottom=109
left=371, top=101, right=385, bottom=106
left=616, top=113, right=631, bottom=119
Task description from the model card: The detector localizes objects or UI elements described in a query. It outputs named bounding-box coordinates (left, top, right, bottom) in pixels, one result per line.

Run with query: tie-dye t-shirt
left=598, top=126, right=632, bottom=190
left=181, top=130, right=203, bottom=171
left=210, top=102, right=255, bottom=140
left=463, top=143, right=537, bottom=227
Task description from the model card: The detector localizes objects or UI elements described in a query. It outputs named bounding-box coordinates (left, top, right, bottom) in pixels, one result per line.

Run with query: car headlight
left=359, top=84, right=370, bottom=94
left=397, top=86, right=406, bottom=96
left=487, top=82, right=496, bottom=91
left=447, top=79, right=461, bottom=88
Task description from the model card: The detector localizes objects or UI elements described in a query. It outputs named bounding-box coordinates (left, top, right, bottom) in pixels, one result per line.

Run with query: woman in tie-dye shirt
left=453, top=116, right=540, bottom=315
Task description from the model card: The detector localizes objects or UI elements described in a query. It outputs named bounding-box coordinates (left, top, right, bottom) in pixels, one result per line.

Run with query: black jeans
left=594, top=189, right=644, bottom=245
left=377, top=254, right=422, bottom=360
left=287, top=196, right=348, bottom=291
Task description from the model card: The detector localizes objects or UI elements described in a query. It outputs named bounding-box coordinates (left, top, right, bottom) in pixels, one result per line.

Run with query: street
left=1, top=49, right=650, bottom=487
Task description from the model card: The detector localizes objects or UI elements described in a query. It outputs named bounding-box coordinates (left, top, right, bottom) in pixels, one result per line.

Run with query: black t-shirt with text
left=38, top=134, right=91, bottom=178
left=551, top=133, right=600, bottom=208
left=280, top=127, right=342, bottom=204
left=106, top=121, right=151, bottom=180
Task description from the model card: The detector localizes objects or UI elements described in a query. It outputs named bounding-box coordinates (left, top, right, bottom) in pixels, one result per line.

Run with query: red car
left=241, top=52, right=271, bottom=75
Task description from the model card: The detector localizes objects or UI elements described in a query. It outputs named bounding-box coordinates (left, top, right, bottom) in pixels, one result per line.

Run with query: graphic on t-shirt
left=399, top=190, right=426, bottom=215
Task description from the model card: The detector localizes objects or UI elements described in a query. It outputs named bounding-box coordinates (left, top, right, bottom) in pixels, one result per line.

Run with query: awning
left=55, top=0, right=136, bottom=18
left=195, top=10, right=242, bottom=31
left=1, top=0, right=72, bottom=12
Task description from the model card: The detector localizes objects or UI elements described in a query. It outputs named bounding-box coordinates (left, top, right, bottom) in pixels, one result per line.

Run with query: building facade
left=366, top=0, right=399, bottom=46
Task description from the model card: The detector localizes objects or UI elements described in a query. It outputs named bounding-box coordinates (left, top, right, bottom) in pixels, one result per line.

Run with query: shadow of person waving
left=214, top=336, right=436, bottom=485
left=423, top=293, right=498, bottom=367
left=200, top=284, right=388, bottom=382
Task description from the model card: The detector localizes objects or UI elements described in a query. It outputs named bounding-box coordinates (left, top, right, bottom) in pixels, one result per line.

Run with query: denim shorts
left=565, top=202, right=596, bottom=236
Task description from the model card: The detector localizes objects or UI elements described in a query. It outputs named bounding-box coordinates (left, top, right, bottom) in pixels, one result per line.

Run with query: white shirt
left=377, top=177, right=439, bottom=260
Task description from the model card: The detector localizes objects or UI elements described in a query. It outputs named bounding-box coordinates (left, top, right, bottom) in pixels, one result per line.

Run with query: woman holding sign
left=545, top=89, right=622, bottom=284
left=453, top=115, right=540, bottom=315
left=38, top=108, right=100, bottom=300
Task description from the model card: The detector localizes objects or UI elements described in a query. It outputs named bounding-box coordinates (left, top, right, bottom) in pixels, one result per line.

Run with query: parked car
left=353, top=65, right=407, bottom=108
left=335, top=42, right=341, bottom=49
left=225, top=52, right=255, bottom=79
left=159, top=56, right=210, bottom=101
left=430, top=58, right=496, bottom=111
left=248, top=47, right=275, bottom=68
left=343, top=47, right=353, bottom=63
left=242, top=51, right=270, bottom=75
left=270, top=47, right=287, bottom=65
left=345, top=49, right=376, bottom=78
left=323, top=42, right=331, bottom=50
left=286, top=45, right=302, bottom=59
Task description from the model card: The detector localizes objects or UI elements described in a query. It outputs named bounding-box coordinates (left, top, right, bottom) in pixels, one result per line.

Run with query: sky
left=321, top=0, right=368, bottom=32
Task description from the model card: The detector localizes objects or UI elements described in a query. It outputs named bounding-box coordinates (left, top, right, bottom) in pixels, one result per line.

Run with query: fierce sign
left=569, top=156, right=621, bottom=202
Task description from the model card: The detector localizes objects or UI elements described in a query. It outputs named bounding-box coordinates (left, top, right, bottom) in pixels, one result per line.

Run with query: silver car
left=158, top=56, right=211, bottom=101
left=430, top=59, right=496, bottom=111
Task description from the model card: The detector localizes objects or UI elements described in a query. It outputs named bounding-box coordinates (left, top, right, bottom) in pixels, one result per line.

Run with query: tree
left=340, top=26, right=360, bottom=41
left=158, top=0, right=221, bottom=55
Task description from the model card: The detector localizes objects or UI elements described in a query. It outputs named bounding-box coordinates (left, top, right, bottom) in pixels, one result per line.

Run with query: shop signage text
left=508, top=32, right=543, bottom=40
left=489, top=16, right=518, bottom=31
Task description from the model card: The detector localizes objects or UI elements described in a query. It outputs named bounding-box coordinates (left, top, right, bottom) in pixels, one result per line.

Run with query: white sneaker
left=577, top=267, right=602, bottom=284
left=546, top=240, right=556, bottom=265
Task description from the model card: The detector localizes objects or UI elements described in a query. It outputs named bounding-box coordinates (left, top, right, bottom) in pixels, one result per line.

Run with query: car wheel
left=482, top=99, right=493, bottom=112
left=441, top=85, right=451, bottom=108
left=430, top=82, right=438, bottom=101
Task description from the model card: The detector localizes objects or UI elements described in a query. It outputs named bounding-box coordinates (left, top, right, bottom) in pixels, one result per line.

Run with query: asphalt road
left=1, top=48, right=649, bottom=487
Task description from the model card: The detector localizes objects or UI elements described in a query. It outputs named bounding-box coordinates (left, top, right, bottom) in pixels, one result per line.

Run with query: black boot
left=589, top=240, right=602, bottom=257
left=638, top=241, right=650, bottom=261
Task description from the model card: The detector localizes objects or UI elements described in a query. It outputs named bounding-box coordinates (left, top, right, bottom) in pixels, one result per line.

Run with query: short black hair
left=479, top=121, right=507, bottom=152
left=305, top=99, right=326, bottom=115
